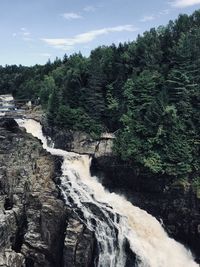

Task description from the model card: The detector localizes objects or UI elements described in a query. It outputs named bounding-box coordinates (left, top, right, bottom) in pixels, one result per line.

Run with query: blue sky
left=1, top=0, right=200, bottom=66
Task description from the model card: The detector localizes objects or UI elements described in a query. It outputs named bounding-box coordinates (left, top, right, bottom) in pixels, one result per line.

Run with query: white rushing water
left=16, top=118, right=198, bottom=267
left=0, top=94, right=15, bottom=116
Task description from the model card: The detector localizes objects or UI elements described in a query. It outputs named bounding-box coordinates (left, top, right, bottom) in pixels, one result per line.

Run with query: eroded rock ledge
left=41, top=120, right=114, bottom=159
left=0, top=118, right=95, bottom=267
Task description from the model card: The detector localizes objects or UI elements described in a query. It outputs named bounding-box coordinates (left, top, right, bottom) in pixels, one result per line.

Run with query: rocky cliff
left=0, top=118, right=95, bottom=267
left=41, top=120, right=114, bottom=159
left=42, top=121, right=200, bottom=264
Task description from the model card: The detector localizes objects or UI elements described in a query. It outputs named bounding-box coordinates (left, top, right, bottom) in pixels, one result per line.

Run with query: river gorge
left=0, top=95, right=199, bottom=266
left=17, top=119, right=199, bottom=267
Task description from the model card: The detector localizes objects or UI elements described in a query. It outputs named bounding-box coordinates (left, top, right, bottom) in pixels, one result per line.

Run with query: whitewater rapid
left=17, top=118, right=198, bottom=267
left=0, top=94, right=14, bottom=116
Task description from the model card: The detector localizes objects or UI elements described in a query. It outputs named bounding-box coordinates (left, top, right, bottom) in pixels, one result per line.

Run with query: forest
left=1, top=10, right=200, bottom=185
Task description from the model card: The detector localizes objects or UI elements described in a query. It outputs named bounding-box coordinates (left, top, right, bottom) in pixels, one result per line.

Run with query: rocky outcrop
left=41, top=120, right=114, bottom=159
left=25, top=106, right=44, bottom=122
left=0, top=118, right=95, bottom=267
left=65, top=131, right=114, bottom=158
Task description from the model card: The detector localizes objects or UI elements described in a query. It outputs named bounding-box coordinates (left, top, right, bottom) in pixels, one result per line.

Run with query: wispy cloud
left=42, top=25, right=138, bottom=50
left=21, top=27, right=31, bottom=36
left=159, top=9, right=170, bottom=15
left=61, top=12, right=82, bottom=20
left=83, top=5, right=96, bottom=12
left=20, top=28, right=33, bottom=42
left=140, top=9, right=169, bottom=23
left=12, top=28, right=32, bottom=41
left=41, top=25, right=138, bottom=50
left=39, top=53, right=51, bottom=58
left=140, top=15, right=155, bottom=22
left=170, top=0, right=200, bottom=7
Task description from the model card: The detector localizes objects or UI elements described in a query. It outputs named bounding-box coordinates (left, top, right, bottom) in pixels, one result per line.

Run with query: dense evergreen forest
left=1, top=10, right=200, bottom=185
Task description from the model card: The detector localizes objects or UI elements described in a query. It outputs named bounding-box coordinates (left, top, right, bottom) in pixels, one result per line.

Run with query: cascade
left=16, top=118, right=198, bottom=267
left=0, top=94, right=15, bottom=116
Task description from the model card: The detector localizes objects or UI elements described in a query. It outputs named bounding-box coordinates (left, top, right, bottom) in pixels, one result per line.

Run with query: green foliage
left=56, top=105, right=102, bottom=137
left=144, top=153, right=163, bottom=174
left=192, top=177, right=200, bottom=198
left=1, top=9, right=200, bottom=182
left=172, top=177, right=190, bottom=191
left=39, top=76, right=56, bottom=108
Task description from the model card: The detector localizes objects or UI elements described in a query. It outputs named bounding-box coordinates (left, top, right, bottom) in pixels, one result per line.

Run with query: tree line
left=1, top=10, right=200, bottom=184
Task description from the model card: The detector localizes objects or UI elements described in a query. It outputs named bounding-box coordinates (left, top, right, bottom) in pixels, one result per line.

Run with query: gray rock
left=63, top=214, right=94, bottom=267
left=0, top=118, right=95, bottom=267
left=41, top=118, right=114, bottom=159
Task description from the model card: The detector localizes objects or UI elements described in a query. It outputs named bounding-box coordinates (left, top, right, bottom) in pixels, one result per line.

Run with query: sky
left=1, top=0, right=200, bottom=66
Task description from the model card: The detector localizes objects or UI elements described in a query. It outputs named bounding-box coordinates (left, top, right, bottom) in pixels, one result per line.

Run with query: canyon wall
left=0, top=118, right=95, bottom=267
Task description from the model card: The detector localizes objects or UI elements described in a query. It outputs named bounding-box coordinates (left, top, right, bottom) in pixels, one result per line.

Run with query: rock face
left=41, top=120, right=114, bottom=159
left=0, top=118, right=95, bottom=267
left=62, top=210, right=95, bottom=267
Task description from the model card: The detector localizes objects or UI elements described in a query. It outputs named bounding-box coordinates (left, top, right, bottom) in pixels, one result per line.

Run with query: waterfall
left=0, top=94, right=15, bottom=116
left=16, top=118, right=198, bottom=267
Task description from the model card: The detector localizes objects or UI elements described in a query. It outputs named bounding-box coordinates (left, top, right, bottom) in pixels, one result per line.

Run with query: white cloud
left=140, top=15, right=155, bottom=22
left=41, top=25, right=138, bottom=50
left=83, top=6, right=96, bottom=12
left=170, top=0, right=200, bottom=7
left=61, top=12, right=82, bottom=20
left=12, top=33, right=17, bottom=37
